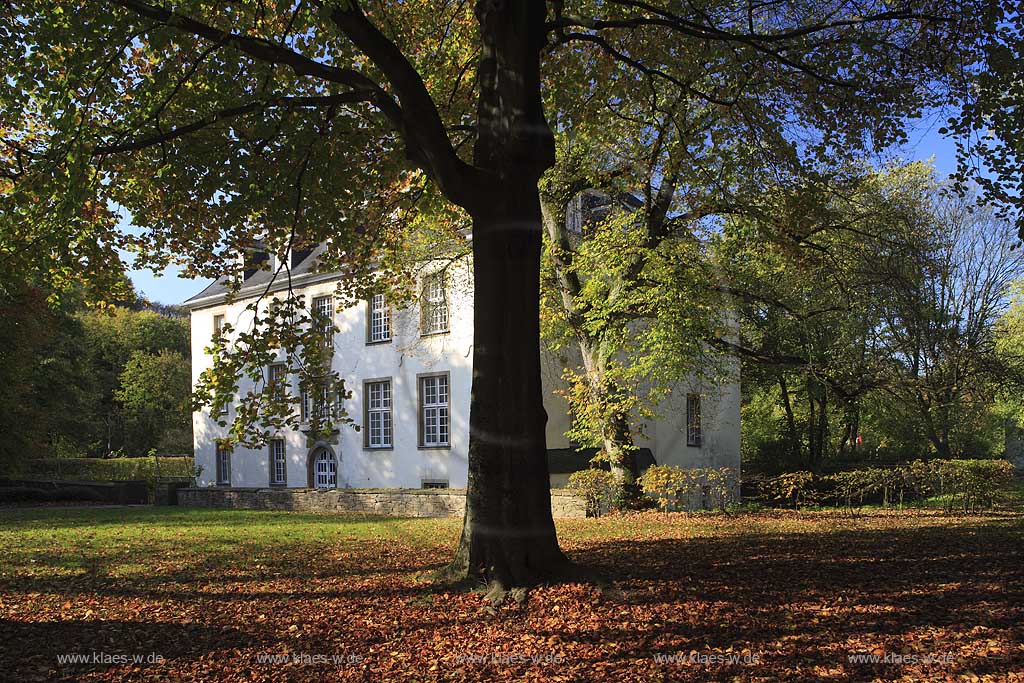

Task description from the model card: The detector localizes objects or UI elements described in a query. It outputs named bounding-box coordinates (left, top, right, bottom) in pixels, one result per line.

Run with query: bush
left=821, top=468, right=896, bottom=512
left=895, top=459, right=933, bottom=506
left=639, top=466, right=737, bottom=511
left=567, top=469, right=617, bottom=517
left=18, top=456, right=195, bottom=482
left=929, top=459, right=1014, bottom=513
left=758, top=471, right=816, bottom=509
left=702, top=467, right=738, bottom=510
left=755, top=459, right=1014, bottom=514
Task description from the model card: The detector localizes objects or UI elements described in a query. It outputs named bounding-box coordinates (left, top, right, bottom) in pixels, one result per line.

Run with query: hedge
left=16, top=456, right=195, bottom=482
left=755, top=459, right=1015, bottom=513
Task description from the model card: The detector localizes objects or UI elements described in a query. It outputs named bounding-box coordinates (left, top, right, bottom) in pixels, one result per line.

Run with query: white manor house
left=186, top=245, right=741, bottom=491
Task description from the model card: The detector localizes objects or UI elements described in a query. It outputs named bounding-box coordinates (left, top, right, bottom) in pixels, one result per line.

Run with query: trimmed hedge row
left=757, top=459, right=1015, bottom=513
left=16, top=456, right=195, bottom=482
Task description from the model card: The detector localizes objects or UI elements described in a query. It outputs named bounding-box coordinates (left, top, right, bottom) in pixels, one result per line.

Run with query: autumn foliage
left=2, top=505, right=1022, bottom=682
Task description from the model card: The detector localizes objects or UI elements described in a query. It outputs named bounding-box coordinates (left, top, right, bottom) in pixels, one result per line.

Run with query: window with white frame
left=301, top=384, right=339, bottom=423
left=686, top=393, right=702, bottom=447
left=301, top=387, right=313, bottom=422
left=312, top=295, right=334, bottom=347
left=269, top=439, right=287, bottom=486
left=364, top=379, right=393, bottom=448
left=420, top=272, right=448, bottom=335
left=268, top=363, right=288, bottom=398
left=215, top=445, right=231, bottom=485
left=419, top=374, right=450, bottom=447
left=213, top=314, right=225, bottom=338
left=367, top=294, right=391, bottom=343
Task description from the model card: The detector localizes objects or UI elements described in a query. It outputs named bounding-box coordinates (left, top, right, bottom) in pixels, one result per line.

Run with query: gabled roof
left=183, top=243, right=333, bottom=309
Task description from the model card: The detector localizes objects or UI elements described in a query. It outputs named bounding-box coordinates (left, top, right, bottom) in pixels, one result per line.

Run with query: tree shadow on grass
left=552, top=518, right=1024, bottom=681
left=0, top=618, right=274, bottom=683
left=2, top=512, right=1021, bottom=682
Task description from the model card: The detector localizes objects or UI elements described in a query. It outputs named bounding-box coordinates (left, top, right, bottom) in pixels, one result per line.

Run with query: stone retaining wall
left=178, top=486, right=587, bottom=518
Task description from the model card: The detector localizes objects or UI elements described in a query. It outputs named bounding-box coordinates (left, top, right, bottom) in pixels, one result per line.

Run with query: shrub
left=758, top=471, right=816, bottom=509
left=822, top=468, right=896, bottom=512
left=928, top=459, right=1014, bottom=513
left=755, top=459, right=1014, bottom=514
left=895, top=459, right=933, bottom=506
left=639, top=466, right=737, bottom=511
left=18, top=456, right=194, bottom=482
left=639, top=465, right=697, bottom=511
left=567, top=469, right=617, bottom=517
left=702, top=467, right=738, bottom=510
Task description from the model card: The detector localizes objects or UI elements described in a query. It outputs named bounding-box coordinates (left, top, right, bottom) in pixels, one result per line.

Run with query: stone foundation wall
left=178, top=487, right=587, bottom=518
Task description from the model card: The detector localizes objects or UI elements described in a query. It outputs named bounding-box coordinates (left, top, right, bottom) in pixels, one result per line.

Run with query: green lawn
left=1, top=506, right=1022, bottom=682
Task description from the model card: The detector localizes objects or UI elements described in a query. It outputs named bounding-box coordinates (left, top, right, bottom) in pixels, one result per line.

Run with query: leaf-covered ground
left=1, top=507, right=1021, bottom=682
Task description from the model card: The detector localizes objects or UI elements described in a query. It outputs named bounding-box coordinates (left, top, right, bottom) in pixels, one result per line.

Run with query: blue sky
left=125, top=117, right=961, bottom=305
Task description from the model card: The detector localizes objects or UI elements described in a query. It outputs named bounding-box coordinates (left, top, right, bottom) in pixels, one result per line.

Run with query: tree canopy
left=729, top=164, right=1024, bottom=471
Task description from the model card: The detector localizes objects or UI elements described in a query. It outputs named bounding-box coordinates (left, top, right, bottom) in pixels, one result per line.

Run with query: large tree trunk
left=579, top=339, right=639, bottom=487
left=918, top=393, right=953, bottom=459
left=442, top=0, right=570, bottom=592
left=539, top=192, right=639, bottom=504
left=444, top=188, right=571, bottom=590
left=806, top=380, right=817, bottom=470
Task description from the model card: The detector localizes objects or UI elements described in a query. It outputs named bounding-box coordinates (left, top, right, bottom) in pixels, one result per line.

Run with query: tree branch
left=547, top=3, right=954, bottom=88
left=109, top=0, right=405, bottom=128
left=94, top=93, right=369, bottom=155
left=324, top=1, right=483, bottom=208
left=552, top=31, right=740, bottom=106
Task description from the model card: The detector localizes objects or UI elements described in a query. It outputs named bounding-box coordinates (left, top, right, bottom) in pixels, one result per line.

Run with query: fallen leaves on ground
left=0, top=508, right=1021, bottom=682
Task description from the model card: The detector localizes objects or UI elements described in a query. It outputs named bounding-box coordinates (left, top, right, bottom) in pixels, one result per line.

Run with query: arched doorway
left=307, top=445, right=338, bottom=489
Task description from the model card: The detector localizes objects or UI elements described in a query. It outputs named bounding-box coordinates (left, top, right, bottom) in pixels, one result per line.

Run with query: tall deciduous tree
left=879, top=189, right=1024, bottom=458
left=716, top=163, right=941, bottom=469
left=725, top=165, right=1024, bottom=469
left=117, top=348, right=193, bottom=454
left=1, top=1, right=1011, bottom=589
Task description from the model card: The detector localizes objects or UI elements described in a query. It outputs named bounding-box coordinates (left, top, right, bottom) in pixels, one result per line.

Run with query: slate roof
left=184, top=242, right=333, bottom=308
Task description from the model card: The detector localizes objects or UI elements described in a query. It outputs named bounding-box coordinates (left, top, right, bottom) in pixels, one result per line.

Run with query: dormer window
left=290, top=246, right=315, bottom=269
left=239, top=244, right=270, bottom=280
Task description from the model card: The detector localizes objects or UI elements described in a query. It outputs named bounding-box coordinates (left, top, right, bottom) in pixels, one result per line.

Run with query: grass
left=0, top=507, right=462, bottom=582
left=1, top=506, right=1022, bottom=682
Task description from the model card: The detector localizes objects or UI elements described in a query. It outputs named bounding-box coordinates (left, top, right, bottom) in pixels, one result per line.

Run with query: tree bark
left=540, top=194, right=638, bottom=502
left=441, top=0, right=571, bottom=591
left=779, top=374, right=800, bottom=464
left=836, top=422, right=852, bottom=458
left=444, top=188, right=571, bottom=590
left=578, top=339, right=639, bottom=486
left=806, top=380, right=817, bottom=470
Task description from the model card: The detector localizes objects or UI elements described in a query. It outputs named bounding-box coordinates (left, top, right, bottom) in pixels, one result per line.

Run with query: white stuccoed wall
left=190, top=261, right=741, bottom=489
